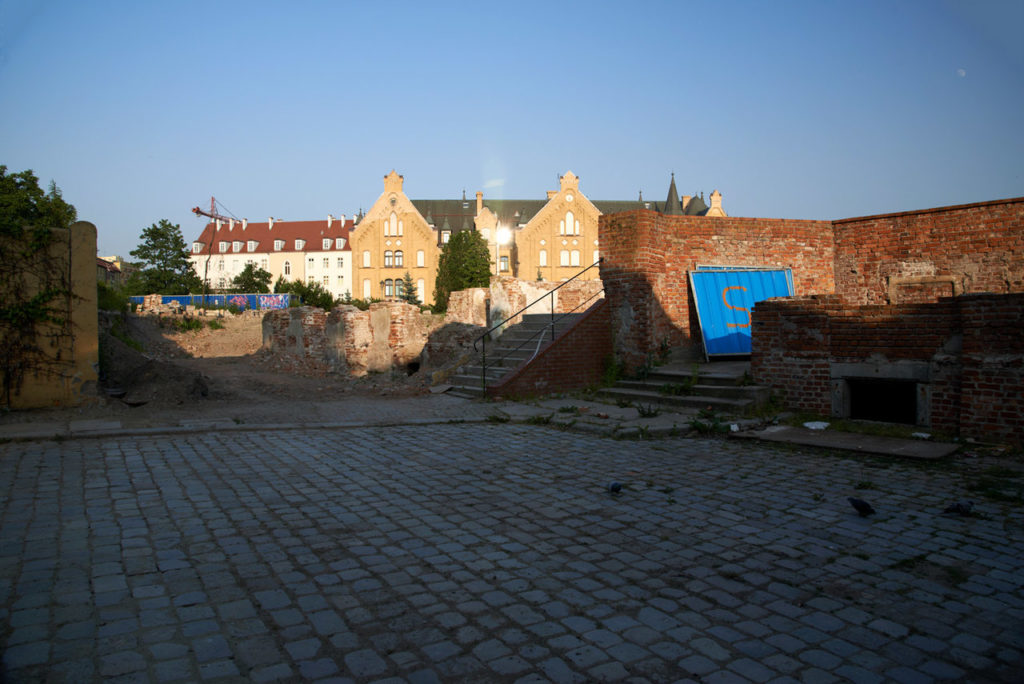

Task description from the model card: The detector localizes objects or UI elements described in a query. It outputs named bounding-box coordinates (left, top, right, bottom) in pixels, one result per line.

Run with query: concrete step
left=612, top=380, right=769, bottom=403
left=595, top=387, right=753, bottom=413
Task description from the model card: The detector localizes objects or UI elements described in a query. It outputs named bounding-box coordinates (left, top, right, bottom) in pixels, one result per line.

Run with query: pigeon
left=607, top=482, right=623, bottom=495
left=943, top=500, right=974, bottom=516
left=848, top=497, right=875, bottom=517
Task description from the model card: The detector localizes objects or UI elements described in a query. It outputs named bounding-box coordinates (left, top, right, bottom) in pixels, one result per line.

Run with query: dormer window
left=295, top=239, right=305, bottom=250
left=322, top=238, right=331, bottom=250
left=232, top=241, right=242, bottom=252
left=335, top=238, right=345, bottom=249
left=192, top=242, right=203, bottom=254
left=219, top=241, right=229, bottom=253
left=274, top=239, right=284, bottom=251
left=247, top=240, right=257, bottom=252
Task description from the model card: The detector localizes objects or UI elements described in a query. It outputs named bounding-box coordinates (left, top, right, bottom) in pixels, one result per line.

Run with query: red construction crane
left=191, top=196, right=235, bottom=223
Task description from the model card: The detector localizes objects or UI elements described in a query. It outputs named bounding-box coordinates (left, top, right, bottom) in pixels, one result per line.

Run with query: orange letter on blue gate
left=722, top=286, right=750, bottom=328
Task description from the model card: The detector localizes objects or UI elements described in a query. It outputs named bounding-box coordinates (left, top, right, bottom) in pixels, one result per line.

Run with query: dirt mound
left=100, top=317, right=209, bottom=407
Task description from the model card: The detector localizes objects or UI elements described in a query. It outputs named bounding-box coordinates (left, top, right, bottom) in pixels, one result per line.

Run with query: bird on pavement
left=848, top=497, right=875, bottom=517
left=943, top=500, right=974, bottom=516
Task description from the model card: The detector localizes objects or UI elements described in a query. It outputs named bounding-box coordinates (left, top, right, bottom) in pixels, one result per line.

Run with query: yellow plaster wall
left=351, top=171, right=438, bottom=304
left=8, top=221, right=99, bottom=408
left=514, top=172, right=602, bottom=282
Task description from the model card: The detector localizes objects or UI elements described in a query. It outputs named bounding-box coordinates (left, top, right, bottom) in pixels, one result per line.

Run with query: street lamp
left=379, top=279, right=385, bottom=300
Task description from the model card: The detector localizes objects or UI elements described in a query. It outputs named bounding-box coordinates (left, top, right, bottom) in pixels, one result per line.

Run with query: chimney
left=546, top=190, right=556, bottom=199
left=339, top=214, right=345, bottom=225
left=229, top=219, right=235, bottom=231
left=242, top=218, right=248, bottom=230
left=327, top=214, right=334, bottom=228
left=682, top=195, right=691, bottom=210
left=215, top=219, right=222, bottom=231
left=268, top=217, right=274, bottom=230
left=476, top=191, right=483, bottom=214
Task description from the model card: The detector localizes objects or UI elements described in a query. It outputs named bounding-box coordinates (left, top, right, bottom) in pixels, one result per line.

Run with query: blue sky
left=1, top=0, right=1021, bottom=258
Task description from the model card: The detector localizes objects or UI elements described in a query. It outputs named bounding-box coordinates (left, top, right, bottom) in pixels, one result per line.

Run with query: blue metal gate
left=689, top=268, right=794, bottom=357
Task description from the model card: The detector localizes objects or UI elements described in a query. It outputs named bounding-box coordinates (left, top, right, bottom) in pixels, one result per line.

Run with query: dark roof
left=663, top=174, right=684, bottom=215
left=684, top=192, right=709, bottom=216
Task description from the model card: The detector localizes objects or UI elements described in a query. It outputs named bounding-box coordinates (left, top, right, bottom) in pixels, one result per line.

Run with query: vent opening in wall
left=847, top=378, right=917, bottom=424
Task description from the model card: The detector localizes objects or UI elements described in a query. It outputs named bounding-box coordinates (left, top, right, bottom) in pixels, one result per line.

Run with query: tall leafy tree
left=434, top=230, right=491, bottom=311
left=128, top=219, right=201, bottom=295
left=0, top=166, right=77, bottom=236
left=231, top=263, right=272, bottom=293
left=397, top=271, right=420, bottom=306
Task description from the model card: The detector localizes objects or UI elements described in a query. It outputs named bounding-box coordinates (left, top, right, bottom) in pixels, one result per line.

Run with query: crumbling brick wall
left=487, top=299, right=612, bottom=399
left=833, top=198, right=1024, bottom=305
left=751, top=293, right=1023, bottom=444
left=263, top=303, right=448, bottom=376
left=599, top=210, right=835, bottom=369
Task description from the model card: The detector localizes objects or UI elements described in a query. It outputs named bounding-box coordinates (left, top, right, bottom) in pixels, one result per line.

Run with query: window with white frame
left=417, top=278, right=425, bottom=302
left=308, top=257, right=314, bottom=268
left=322, top=275, right=329, bottom=286
left=500, top=256, right=509, bottom=272
left=560, top=250, right=570, bottom=266
left=416, top=250, right=424, bottom=267
left=571, top=250, right=580, bottom=267
left=362, top=250, right=371, bottom=267
left=335, top=238, right=345, bottom=249
left=283, top=261, right=291, bottom=276
left=274, top=239, right=284, bottom=251
left=384, top=279, right=393, bottom=297
left=232, top=241, right=242, bottom=252
left=323, top=258, right=329, bottom=268
left=247, top=240, right=257, bottom=251
left=593, top=250, right=599, bottom=265
left=442, top=230, right=451, bottom=243
left=192, top=242, right=202, bottom=254
left=322, top=238, right=331, bottom=250
left=384, top=250, right=393, bottom=267
left=295, top=239, right=305, bottom=250
left=337, top=257, right=344, bottom=268
left=219, top=241, right=228, bottom=252
left=539, top=249, right=547, bottom=267
left=363, top=279, right=370, bottom=298
left=395, top=250, right=403, bottom=267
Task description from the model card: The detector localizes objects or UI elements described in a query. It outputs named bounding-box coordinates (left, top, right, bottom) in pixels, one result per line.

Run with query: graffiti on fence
left=259, top=294, right=290, bottom=310
left=228, top=295, right=248, bottom=310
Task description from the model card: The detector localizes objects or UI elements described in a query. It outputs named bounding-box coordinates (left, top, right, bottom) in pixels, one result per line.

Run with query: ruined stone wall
left=487, top=276, right=604, bottom=330
left=833, top=198, right=1024, bottom=305
left=262, top=303, right=450, bottom=375
left=599, top=210, right=835, bottom=370
left=445, top=288, right=489, bottom=327
left=751, top=293, right=1023, bottom=444
left=488, top=299, right=612, bottom=399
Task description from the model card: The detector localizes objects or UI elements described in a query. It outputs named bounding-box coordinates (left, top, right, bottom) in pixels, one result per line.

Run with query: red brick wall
left=834, top=198, right=1024, bottom=305
left=488, top=299, right=613, bottom=399
left=599, top=210, right=835, bottom=369
left=751, top=293, right=1023, bottom=444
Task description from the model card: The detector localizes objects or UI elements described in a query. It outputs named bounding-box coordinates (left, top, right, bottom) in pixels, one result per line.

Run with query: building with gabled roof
left=189, top=215, right=353, bottom=298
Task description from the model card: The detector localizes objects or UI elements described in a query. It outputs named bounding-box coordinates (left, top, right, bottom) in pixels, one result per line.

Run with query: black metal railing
left=472, top=259, right=604, bottom=393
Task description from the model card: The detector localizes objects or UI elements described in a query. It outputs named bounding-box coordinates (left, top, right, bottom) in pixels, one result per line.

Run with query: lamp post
left=379, top=279, right=385, bottom=301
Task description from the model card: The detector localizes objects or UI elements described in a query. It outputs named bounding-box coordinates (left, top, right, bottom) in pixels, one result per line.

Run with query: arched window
left=571, top=250, right=581, bottom=267
left=362, top=250, right=371, bottom=267
left=363, top=279, right=371, bottom=298
left=398, top=220, right=403, bottom=237
left=394, top=278, right=404, bottom=297
left=559, top=250, right=570, bottom=266
left=283, top=261, right=291, bottom=276
left=384, top=251, right=393, bottom=267
left=395, top=250, right=403, bottom=267
left=417, top=278, right=425, bottom=302
left=416, top=250, right=425, bottom=267
left=388, top=212, right=398, bottom=237
left=593, top=250, right=600, bottom=265
left=539, top=249, right=547, bottom=267
left=566, top=211, right=574, bottom=236
left=384, top=279, right=394, bottom=297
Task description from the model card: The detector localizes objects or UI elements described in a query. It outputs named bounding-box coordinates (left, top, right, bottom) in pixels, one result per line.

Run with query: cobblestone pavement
left=1, top=424, right=1022, bottom=683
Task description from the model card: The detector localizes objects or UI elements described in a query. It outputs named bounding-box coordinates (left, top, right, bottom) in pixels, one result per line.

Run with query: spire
left=663, top=172, right=683, bottom=215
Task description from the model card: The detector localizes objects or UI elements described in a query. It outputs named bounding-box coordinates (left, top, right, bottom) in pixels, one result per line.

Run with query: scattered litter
left=730, top=424, right=740, bottom=432
left=912, top=432, right=931, bottom=440
left=803, top=421, right=830, bottom=430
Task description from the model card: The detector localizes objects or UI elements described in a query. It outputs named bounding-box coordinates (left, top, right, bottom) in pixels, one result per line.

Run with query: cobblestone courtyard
left=1, top=424, right=1022, bottom=682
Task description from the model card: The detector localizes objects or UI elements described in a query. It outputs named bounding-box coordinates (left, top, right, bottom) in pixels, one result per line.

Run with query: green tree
left=274, top=278, right=336, bottom=312
left=434, top=229, right=491, bottom=311
left=231, top=263, right=272, bottom=293
left=0, top=166, right=77, bottom=235
left=128, top=219, right=201, bottom=295
left=397, top=271, right=420, bottom=306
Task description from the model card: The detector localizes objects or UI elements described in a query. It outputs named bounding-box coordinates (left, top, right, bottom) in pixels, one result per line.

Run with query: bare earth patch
left=2, top=310, right=437, bottom=429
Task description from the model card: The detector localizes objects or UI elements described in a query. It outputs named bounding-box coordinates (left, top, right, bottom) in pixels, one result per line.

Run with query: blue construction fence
left=128, top=293, right=299, bottom=311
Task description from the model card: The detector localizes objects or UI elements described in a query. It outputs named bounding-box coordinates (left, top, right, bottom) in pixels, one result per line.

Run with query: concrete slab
left=734, top=424, right=960, bottom=459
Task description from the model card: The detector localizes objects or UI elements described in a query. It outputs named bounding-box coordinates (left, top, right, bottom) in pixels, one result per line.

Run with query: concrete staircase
left=446, top=313, right=584, bottom=397
left=596, top=360, right=771, bottom=415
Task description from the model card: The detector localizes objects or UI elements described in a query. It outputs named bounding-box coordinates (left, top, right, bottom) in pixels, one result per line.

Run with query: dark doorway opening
left=848, top=378, right=917, bottom=424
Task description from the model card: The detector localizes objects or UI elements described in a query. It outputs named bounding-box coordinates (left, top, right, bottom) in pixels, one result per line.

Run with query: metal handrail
left=472, top=258, right=604, bottom=393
